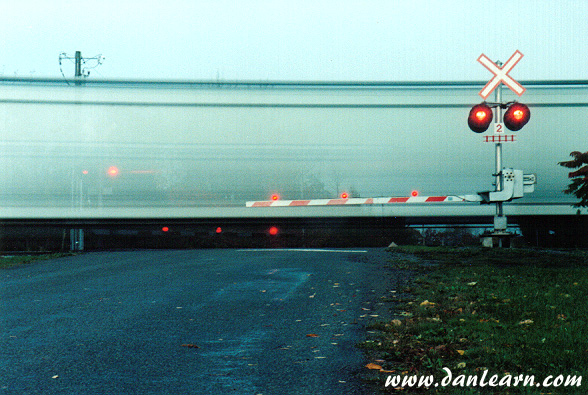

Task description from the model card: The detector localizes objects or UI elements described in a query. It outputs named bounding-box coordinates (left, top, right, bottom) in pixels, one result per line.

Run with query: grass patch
left=362, top=247, right=588, bottom=394
left=0, top=253, right=74, bottom=269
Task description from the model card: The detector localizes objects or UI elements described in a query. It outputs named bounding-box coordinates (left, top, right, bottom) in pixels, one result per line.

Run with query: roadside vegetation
left=559, top=150, right=588, bottom=208
left=361, top=246, right=588, bottom=394
left=0, top=253, right=73, bottom=269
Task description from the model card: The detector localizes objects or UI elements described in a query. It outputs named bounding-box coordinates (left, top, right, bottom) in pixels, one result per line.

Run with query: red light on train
left=82, top=170, right=89, bottom=175
left=107, top=166, right=119, bottom=177
left=268, top=226, right=279, bottom=236
left=162, top=226, right=169, bottom=232
left=216, top=227, right=222, bottom=234
left=411, top=190, right=419, bottom=197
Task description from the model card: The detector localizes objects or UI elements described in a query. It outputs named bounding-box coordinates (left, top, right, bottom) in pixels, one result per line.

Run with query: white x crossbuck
left=478, top=50, right=525, bottom=99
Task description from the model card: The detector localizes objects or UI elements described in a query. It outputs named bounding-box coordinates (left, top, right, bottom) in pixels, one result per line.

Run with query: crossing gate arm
left=246, top=194, right=483, bottom=207
left=246, top=169, right=536, bottom=208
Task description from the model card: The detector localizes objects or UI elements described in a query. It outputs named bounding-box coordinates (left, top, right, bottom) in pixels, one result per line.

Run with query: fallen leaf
left=51, top=375, right=59, bottom=379
left=467, top=282, right=477, bottom=286
left=366, top=363, right=383, bottom=370
left=518, top=319, right=534, bottom=325
left=306, top=333, right=319, bottom=337
left=420, top=300, right=435, bottom=307
left=457, top=362, right=466, bottom=368
left=390, top=319, right=402, bottom=326
left=181, top=344, right=200, bottom=348
left=457, top=350, right=465, bottom=355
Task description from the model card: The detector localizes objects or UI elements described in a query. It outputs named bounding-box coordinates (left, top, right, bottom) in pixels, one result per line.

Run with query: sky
left=0, top=0, right=587, bottom=82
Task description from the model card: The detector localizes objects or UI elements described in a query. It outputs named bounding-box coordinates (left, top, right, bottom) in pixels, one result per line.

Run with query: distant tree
left=558, top=151, right=588, bottom=207
left=421, top=227, right=478, bottom=247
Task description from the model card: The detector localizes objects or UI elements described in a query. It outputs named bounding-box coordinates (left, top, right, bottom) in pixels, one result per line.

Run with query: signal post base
left=480, top=231, right=512, bottom=248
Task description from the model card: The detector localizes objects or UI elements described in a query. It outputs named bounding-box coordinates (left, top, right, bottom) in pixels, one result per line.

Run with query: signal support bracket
left=477, top=168, right=536, bottom=203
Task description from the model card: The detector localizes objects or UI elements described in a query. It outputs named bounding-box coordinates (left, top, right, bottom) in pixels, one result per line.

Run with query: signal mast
left=467, top=52, right=532, bottom=246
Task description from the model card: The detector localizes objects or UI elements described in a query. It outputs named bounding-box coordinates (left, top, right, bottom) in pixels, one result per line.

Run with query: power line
left=59, top=51, right=104, bottom=85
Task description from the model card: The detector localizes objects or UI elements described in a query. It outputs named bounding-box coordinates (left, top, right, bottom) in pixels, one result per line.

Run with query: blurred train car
left=0, top=78, right=586, bottom=249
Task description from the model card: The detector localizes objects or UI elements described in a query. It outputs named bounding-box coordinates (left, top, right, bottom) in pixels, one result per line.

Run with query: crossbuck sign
left=478, top=50, right=525, bottom=99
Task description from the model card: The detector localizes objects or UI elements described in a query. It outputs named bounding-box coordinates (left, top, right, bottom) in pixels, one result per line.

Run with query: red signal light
left=271, top=194, right=280, bottom=201
left=468, top=103, right=493, bottom=133
left=340, top=192, right=349, bottom=199
left=411, top=190, right=419, bottom=197
left=107, top=166, right=119, bottom=177
left=503, top=102, right=530, bottom=131
left=268, top=226, right=279, bottom=236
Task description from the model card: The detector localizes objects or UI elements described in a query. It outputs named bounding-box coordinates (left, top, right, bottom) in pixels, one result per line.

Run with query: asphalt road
left=1, top=248, right=411, bottom=394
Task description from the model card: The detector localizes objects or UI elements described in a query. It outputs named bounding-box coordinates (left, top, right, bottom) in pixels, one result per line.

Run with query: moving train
left=1, top=78, right=586, bottom=248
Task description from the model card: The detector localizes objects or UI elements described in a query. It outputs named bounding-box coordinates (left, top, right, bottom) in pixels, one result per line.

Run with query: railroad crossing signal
left=469, top=50, right=535, bottom=243
left=468, top=103, right=493, bottom=133
left=478, top=50, right=525, bottom=99
left=503, top=102, right=531, bottom=131
left=467, top=101, right=530, bottom=134
left=469, top=51, right=530, bottom=134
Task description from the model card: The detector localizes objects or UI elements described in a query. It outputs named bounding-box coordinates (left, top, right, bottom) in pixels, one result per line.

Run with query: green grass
left=361, top=247, right=588, bottom=394
left=0, top=253, right=74, bottom=269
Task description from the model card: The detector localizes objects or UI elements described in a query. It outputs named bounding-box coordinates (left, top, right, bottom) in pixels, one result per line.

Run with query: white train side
left=0, top=78, right=586, bottom=220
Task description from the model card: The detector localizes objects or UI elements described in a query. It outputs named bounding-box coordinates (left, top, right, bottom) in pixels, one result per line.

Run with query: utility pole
left=74, top=51, right=82, bottom=85
left=59, top=51, right=104, bottom=86
left=58, top=49, right=103, bottom=250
